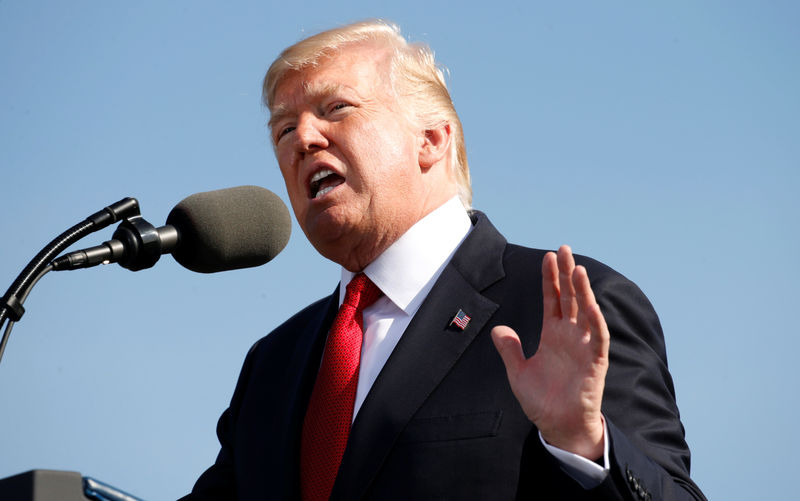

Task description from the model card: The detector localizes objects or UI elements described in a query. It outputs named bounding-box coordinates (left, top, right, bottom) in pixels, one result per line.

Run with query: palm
left=491, top=245, right=609, bottom=460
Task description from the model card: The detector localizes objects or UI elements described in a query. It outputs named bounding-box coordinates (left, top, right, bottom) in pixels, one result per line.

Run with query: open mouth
left=309, top=168, right=345, bottom=199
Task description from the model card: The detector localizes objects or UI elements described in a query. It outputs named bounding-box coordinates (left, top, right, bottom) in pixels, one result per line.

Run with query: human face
left=270, top=45, right=439, bottom=270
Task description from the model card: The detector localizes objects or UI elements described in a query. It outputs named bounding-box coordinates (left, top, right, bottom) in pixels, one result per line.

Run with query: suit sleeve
left=579, top=265, right=707, bottom=501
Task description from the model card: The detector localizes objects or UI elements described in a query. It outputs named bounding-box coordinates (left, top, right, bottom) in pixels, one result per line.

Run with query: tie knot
left=343, top=273, right=382, bottom=311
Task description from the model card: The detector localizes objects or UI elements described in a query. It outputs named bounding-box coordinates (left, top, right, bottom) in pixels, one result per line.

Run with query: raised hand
left=491, top=245, right=609, bottom=460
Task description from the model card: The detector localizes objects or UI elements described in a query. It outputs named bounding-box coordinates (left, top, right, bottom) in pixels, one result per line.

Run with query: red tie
left=301, top=273, right=382, bottom=501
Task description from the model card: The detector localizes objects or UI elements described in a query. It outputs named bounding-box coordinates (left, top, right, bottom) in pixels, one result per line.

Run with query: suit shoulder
left=503, top=243, right=629, bottom=282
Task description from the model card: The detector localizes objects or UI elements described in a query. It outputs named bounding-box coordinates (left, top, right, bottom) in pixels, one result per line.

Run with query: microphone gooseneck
left=1, top=197, right=143, bottom=363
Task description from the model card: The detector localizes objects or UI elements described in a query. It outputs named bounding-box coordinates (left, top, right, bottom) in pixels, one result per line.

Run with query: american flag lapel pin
left=450, top=309, right=471, bottom=330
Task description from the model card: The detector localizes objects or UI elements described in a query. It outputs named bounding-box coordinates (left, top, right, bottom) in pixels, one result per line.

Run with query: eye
left=328, top=102, right=351, bottom=114
left=275, top=125, right=295, bottom=142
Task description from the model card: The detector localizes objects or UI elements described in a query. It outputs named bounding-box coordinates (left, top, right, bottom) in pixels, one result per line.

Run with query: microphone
left=52, top=186, right=292, bottom=273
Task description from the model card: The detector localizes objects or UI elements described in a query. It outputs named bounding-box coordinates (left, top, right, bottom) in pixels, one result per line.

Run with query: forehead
left=269, top=45, right=393, bottom=121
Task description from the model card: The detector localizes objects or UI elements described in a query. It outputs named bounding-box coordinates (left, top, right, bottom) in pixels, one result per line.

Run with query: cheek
left=285, top=184, right=306, bottom=217
left=276, top=148, right=293, bottom=175
left=277, top=165, right=305, bottom=217
left=277, top=152, right=300, bottom=191
left=376, top=135, right=422, bottom=186
left=284, top=191, right=306, bottom=229
left=356, top=123, right=419, bottom=175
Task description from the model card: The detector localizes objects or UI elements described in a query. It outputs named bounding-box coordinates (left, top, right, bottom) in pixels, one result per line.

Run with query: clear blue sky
left=1, top=1, right=797, bottom=499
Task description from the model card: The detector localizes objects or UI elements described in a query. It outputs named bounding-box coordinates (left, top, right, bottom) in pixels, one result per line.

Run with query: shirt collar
left=340, top=196, right=472, bottom=315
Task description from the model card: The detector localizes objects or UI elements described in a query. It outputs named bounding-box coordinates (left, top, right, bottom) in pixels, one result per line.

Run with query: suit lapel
left=331, top=212, right=507, bottom=500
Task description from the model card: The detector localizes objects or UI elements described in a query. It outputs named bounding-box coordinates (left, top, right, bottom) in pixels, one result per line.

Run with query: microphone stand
left=0, top=197, right=141, bottom=364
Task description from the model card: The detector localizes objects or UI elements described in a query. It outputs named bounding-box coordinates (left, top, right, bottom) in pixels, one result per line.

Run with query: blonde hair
left=262, top=20, right=472, bottom=208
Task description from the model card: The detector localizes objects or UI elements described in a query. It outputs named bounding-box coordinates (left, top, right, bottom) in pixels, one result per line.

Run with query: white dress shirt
left=337, top=196, right=609, bottom=487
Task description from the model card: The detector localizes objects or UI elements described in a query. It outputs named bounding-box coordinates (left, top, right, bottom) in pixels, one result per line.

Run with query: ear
left=418, top=122, right=452, bottom=170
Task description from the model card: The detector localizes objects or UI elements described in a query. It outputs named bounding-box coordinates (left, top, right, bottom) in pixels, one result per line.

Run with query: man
left=184, top=20, right=706, bottom=500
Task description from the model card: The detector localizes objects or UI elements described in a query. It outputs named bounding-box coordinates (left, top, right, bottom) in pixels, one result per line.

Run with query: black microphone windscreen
left=166, top=185, right=291, bottom=273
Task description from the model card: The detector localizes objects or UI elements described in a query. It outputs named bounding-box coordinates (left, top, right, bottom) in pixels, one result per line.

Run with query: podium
left=0, top=470, right=142, bottom=501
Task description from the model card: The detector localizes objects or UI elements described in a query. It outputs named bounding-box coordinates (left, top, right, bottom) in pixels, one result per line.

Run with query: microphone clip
left=51, top=215, right=178, bottom=272
left=111, top=215, right=167, bottom=271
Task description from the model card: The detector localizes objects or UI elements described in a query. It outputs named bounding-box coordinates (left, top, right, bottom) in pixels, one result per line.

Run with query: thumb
left=491, top=325, right=525, bottom=379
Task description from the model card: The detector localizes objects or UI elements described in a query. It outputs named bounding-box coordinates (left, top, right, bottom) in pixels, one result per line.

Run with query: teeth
left=309, top=168, right=337, bottom=199
left=310, top=168, right=334, bottom=184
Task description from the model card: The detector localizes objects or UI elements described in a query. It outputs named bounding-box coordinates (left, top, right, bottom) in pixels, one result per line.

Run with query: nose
left=294, top=112, right=329, bottom=153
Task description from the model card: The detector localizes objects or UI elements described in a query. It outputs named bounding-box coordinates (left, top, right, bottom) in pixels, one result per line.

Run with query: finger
left=541, top=252, right=561, bottom=318
left=557, top=245, right=578, bottom=320
left=572, top=265, right=593, bottom=329
left=583, top=300, right=610, bottom=356
left=573, top=265, right=609, bottom=347
left=491, top=325, right=526, bottom=379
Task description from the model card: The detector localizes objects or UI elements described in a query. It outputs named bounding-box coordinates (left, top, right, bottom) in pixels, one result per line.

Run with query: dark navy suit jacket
left=183, top=212, right=706, bottom=500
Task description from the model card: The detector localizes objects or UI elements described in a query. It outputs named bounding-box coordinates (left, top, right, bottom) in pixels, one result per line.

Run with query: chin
left=304, top=221, right=348, bottom=256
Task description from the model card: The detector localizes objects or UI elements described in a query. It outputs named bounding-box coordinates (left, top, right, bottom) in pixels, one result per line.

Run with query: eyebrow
left=268, top=103, right=291, bottom=130
left=268, top=81, right=349, bottom=129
